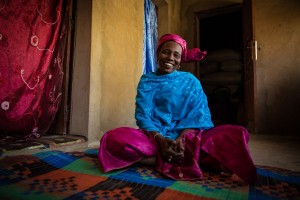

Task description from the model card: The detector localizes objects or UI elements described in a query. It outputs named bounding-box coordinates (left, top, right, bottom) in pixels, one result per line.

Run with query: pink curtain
left=0, top=0, right=70, bottom=140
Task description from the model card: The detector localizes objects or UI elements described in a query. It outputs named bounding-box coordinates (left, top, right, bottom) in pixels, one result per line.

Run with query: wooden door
left=243, top=0, right=257, bottom=132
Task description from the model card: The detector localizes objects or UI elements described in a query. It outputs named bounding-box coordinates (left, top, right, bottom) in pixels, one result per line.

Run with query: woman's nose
left=167, top=53, right=174, bottom=60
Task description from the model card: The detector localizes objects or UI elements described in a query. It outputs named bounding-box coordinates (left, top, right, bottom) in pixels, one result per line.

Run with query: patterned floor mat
left=0, top=149, right=299, bottom=199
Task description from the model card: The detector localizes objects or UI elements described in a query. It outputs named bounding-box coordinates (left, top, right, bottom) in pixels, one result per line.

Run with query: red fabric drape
left=0, top=0, right=70, bottom=140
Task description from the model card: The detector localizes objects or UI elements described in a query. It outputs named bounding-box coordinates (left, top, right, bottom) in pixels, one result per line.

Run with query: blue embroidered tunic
left=135, top=71, right=214, bottom=140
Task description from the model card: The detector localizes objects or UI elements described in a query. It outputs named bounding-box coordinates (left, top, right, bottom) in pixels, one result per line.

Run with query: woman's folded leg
left=200, top=125, right=257, bottom=184
left=98, top=127, right=157, bottom=172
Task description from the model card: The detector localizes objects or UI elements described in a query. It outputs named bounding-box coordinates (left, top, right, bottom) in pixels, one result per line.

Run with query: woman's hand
left=173, top=135, right=184, bottom=154
left=152, top=132, right=183, bottom=162
left=172, top=129, right=197, bottom=157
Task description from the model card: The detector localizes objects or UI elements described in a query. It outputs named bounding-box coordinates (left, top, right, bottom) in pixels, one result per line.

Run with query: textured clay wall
left=255, top=0, right=300, bottom=135
left=70, top=1, right=143, bottom=145
left=91, top=0, right=144, bottom=143
left=153, top=0, right=181, bottom=36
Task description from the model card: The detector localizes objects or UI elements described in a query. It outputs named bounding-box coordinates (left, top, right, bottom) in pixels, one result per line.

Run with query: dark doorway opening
left=198, top=6, right=245, bottom=126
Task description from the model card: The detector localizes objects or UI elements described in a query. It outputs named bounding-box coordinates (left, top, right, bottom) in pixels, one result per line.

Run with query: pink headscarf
left=156, top=34, right=207, bottom=62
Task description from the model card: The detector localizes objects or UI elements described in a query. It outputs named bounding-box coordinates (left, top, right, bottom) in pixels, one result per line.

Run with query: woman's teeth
left=165, top=63, right=173, bottom=67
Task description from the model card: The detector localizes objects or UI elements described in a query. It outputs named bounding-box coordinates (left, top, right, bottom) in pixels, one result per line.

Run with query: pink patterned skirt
left=98, top=125, right=257, bottom=184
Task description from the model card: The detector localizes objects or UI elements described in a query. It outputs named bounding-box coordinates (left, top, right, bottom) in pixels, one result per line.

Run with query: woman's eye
left=174, top=54, right=181, bottom=59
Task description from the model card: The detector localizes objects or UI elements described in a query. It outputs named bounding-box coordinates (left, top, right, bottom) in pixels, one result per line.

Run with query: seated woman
left=98, top=34, right=257, bottom=184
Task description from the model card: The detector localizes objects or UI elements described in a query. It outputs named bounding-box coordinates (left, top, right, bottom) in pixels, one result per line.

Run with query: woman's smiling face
left=157, top=41, right=182, bottom=75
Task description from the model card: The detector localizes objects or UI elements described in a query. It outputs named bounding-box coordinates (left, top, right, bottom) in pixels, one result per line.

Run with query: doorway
left=197, top=4, right=245, bottom=126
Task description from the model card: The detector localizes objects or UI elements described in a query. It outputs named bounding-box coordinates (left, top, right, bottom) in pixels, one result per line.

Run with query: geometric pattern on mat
left=0, top=149, right=299, bottom=200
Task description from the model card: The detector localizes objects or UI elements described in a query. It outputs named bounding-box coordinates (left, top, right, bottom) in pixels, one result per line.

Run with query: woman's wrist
left=154, top=132, right=160, bottom=140
left=150, top=131, right=161, bottom=141
left=179, top=128, right=197, bottom=136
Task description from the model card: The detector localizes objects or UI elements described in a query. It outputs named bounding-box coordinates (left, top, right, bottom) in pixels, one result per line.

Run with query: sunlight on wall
left=89, top=0, right=143, bottom=145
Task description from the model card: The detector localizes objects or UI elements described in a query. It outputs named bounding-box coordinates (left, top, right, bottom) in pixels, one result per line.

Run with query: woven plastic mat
left=0, top=149, right=299, bottom=199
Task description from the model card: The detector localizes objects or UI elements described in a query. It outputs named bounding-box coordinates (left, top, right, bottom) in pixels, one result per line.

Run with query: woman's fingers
left=167, top=146, right=184, bottom=160
left=157, top=137, right=185, bottom=162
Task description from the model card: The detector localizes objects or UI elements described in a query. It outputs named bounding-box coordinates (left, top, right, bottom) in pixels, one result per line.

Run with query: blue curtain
left=143, top=0, right=158, bottom=74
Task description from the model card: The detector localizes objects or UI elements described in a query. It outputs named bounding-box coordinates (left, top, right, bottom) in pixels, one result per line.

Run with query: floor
left=248, top=134, right=300, bottom=171
left=1, top=134, right=300, bottom=172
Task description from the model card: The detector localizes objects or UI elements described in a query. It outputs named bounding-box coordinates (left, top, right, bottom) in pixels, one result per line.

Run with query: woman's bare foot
left=138, top=157, right=156, bottom=166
